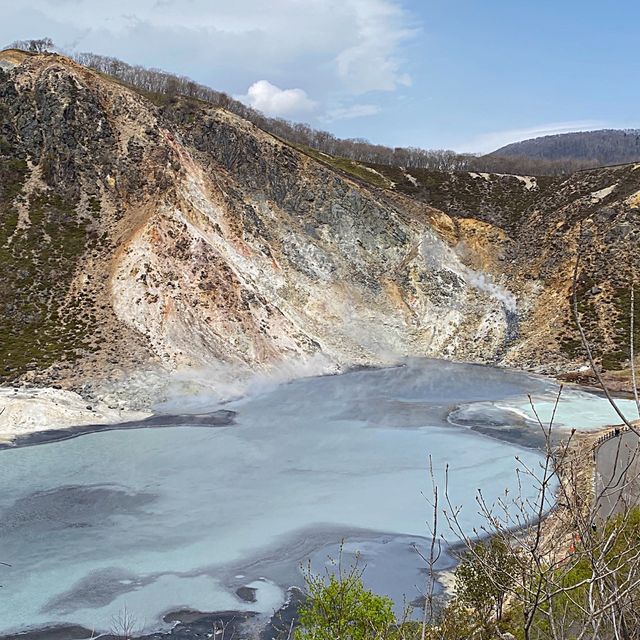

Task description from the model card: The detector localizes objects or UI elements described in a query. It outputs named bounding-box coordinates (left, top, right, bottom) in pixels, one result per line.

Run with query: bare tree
left=10, top=38, right=54, bottom=53
left=630, top=279, right=640, bottom=419
left=427, top=247, right=640, bottom=639
left=410, top=456, right=442, bottom=640
left=63, top=49, right=590, bottom=177
left=211, top=616, right=238, bottom=640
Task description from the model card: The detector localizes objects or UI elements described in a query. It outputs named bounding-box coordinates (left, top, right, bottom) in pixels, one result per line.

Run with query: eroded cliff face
left=0, top=52, right=518, bottom=405
left=313, top=156, right=640, bottom=379
left=3, top=51, right=637, bottom=409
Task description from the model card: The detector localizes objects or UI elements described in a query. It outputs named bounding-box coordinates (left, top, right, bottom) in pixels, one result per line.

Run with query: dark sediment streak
left=0, top=409, right=236, bottom=450
left=0, top=625, right=95, bottom=640
left=0, top=611, right=256, bottom=640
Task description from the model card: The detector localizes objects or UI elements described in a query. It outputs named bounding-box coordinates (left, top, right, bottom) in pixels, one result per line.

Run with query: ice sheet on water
left=0, top=359, right=623, bottom=635
left=449, top=402, right=533, bottom=429
left=502, top=389, right=640, bottom=431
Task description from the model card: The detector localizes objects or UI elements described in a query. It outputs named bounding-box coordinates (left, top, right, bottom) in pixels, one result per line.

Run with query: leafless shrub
left=422, top=250, right=640, bottom=639
left=9, top=38, right=54, bottom=53
left=110, top=604, right=139, bottom=639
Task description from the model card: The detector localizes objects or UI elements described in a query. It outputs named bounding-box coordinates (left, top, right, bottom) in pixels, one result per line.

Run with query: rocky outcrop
left=0, top=52, right=518, bottom=406
left=2, top=50, right=637, bottom=409
left=320, top=157, right=640, bottom=376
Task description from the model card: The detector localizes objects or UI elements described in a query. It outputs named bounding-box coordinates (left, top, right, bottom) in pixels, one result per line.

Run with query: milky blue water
left=0, top=359, right=630, bottom=635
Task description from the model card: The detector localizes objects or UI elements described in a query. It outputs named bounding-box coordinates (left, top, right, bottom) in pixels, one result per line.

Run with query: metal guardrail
left=592, top=425, right=631, bottom=459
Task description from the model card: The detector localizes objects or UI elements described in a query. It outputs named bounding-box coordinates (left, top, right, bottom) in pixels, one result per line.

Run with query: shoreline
left=0, top=385, right=152, bottom=446
left=0, top=409, right=236, bottom=450
left=0, top=361, right=631, bottom=639
left=0, top=609, right=259, bottom=640
left=0, top=356, right=633, bottom=451
left=0, top=358, right=627, bottom=452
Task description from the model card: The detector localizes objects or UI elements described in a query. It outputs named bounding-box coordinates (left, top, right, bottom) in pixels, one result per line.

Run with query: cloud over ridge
left=238, top=80, right=317, bottom=117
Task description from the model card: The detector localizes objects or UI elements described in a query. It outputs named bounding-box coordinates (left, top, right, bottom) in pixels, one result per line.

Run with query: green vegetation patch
left=604, top=284, right=640, bottom=370
left=558, top=275, right=640, bottom=371
left=288, top=142, right=391, bottom=189
left=0, top=167, right=95, bottom=378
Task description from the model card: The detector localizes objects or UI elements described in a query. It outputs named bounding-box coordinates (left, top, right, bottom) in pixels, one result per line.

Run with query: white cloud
left=334, top=0, right=417, bottom=94
left=323, top=104, right=381, bottom=121
left=458, top=120, right=610, bottom=154
left=238, top=80, right=317, bottom=117
left=0, top=0, right=415, bottom=100
left=0, top=0, right=417, bottom=132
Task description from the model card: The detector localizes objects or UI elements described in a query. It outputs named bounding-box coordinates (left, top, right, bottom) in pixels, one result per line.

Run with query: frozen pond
left=0, top=359, right=633, bottom=635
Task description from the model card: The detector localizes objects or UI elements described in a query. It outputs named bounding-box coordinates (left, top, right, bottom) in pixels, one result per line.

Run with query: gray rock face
left=0, top=52, right=516, bottom=402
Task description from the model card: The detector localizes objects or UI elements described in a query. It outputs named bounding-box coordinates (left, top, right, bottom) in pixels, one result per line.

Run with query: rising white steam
left=156, top=353, right=337, bottom=413
left=464, top=270, right=517, bottom=313
left=419, top=233, right=517, bottom=313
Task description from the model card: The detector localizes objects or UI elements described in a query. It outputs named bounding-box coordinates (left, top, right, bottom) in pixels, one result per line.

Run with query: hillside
left=290, top=150, right=640, bottom=376
left=0, top=50, right=639, bottom=410
left=491, top=129, right=640, bottom=166
left=0, top=50, right=521, bottom=408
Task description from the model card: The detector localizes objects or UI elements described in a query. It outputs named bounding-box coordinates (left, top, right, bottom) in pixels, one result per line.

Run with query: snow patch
left=403, top=172, right=418, bottom=187
left=360, top=165, right=394, bottom=187
left=590, top=184, right=617, bottom=203
left=363, top=165, right=383, bottom=176
left=470, top=172, right=536, bottom=190
left=625, top=189, right=640, bottom=209
left=468, top=172, right=492, bottom=181
left=515, top=175, right=537, bottom=190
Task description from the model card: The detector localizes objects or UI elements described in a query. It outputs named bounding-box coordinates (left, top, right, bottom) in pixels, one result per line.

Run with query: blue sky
left=1, top=0, right=638, bottom=152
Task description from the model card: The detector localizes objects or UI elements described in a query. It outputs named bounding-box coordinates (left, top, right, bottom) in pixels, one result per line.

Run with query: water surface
left=0, top=359, right=630, bottom=635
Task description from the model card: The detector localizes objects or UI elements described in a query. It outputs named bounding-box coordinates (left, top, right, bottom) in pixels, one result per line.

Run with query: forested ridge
left=493, top=129, right=640, bottom=166
left=7, top=39, right=640, bottom=177
left=70, top=50, right=607, bottom=176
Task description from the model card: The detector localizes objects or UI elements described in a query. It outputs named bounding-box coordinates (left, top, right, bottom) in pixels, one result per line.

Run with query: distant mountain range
left=490, top=129, right=640, bottom=166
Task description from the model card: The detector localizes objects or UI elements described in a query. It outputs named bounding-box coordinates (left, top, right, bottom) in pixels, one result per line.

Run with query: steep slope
left=0, top=52, right=516, bottom=405
left=418, top=164, right=640, bottom=375
left=2, top=50, right=638, bottom=409
left=329, top=159, right=640, bottom=376
left=504, top=163, right=640, bottom=374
